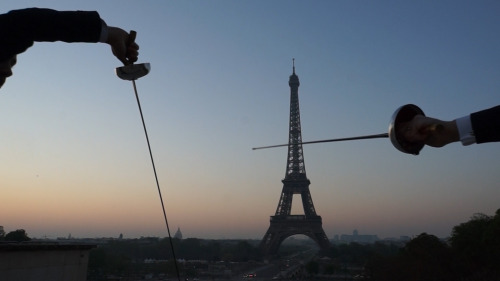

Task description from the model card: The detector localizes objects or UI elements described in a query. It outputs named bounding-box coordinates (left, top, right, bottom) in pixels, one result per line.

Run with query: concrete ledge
left=0, top=242, right=97, bottom=281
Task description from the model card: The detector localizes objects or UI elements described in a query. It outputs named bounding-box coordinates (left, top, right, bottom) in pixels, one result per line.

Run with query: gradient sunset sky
left=1, top=0, right=499, bottom=240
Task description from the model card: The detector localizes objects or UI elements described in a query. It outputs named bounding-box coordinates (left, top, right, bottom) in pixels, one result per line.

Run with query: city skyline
left=0, top=224, right=414, bottom=242
left=1, top=1, right=499, bottom=241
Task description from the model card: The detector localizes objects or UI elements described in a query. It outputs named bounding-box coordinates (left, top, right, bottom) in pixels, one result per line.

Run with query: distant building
left=399, top=235, right=410, bottom=242
left=174, top=227, right=183, bottom=239
left=340, top=229, right=379, bottom=244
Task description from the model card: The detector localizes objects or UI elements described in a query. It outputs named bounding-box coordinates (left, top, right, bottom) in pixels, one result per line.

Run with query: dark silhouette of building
left=260, top=60, right=330, bottom=256
left=0, top=243, right=96, bottom=281
left=339, top=229, right=379, bottom=244
left=174, top=227, right=183, bottom=239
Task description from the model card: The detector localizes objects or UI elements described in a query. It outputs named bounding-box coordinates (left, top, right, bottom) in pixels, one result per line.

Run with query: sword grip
left=128, top=30, right=137, bottom=46
left=125, top=30, right=137, bottom=66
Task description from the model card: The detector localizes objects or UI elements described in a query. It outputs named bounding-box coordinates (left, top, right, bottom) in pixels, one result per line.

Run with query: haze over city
left=1, top=1, right=499, bottom=241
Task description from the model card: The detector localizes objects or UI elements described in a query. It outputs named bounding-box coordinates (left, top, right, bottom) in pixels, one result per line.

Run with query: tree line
left=364, top=209, right=500, bottom=280
left=0, top=228, right=31, bottom=242
left=2, top=208, right=499, bottom=280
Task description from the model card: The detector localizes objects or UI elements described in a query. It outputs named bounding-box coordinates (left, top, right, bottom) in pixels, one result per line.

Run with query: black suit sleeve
left=471, top=105, right=500, bottom=144
left=0, top=8, right=102, bottom=61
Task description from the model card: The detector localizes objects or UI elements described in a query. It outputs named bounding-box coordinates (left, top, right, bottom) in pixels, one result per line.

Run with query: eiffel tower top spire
left=285, top=59, right=307, bottom=180
left=289, top=58, right=300, bottom=87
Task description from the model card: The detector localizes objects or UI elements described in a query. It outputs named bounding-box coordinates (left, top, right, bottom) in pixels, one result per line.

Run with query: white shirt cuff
left=455, top=115, right=476, bottom=146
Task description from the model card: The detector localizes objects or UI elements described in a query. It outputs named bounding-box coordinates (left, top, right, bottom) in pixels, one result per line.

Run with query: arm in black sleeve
left=471, top=105, right=500, bottom=144
left=0, top=8, right=103, bottom=61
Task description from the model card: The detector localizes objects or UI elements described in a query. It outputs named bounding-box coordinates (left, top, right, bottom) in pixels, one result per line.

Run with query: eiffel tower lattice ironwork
left=260, top=60, right=330, bottom=256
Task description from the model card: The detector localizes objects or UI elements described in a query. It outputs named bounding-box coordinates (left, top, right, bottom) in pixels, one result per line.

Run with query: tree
left=450, top=209, right=500, bottom=272
left=403, top=233, right=460, bottom=279
left=366, top=210, right=500, bottom=280
left=4, top=229, right=31, bottom=242
left=368, top=233, right=464, bottom=281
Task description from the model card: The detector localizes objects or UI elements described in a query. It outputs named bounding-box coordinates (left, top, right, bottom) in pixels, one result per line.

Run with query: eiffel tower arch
left=260, top=60, right=330, bottom=257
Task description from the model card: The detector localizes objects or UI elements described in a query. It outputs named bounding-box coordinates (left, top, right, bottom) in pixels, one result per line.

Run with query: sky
left=1, top=1, right=499, bottom=241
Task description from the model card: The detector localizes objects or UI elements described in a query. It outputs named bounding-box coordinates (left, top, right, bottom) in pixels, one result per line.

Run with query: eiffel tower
left=260, top=60, right=330, bottom=256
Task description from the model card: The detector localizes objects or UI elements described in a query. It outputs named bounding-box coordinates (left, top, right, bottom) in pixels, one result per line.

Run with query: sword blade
left=252, top=133, right=389, bottom=150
